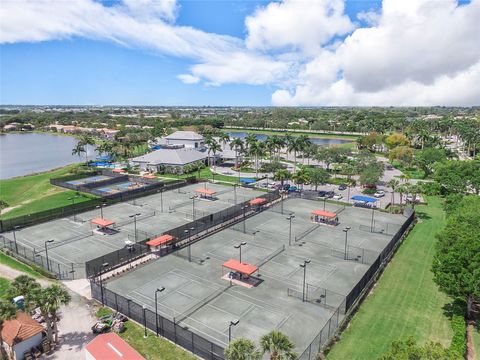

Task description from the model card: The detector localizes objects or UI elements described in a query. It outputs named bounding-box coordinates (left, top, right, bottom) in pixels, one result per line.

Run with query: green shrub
left=448, top=300, right=466, bottom=358
left=362, top=188, right=376, bottom=195
left=96, top=307, right=114, bottom=318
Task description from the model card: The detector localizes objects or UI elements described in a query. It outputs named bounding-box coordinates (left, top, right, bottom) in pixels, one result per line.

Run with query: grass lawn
left=0, top=252, right=45, bottom=279
left=0, top=164, right=96, bottom=219
left=326, top=197, right=453, bottom=360
left=391, top=161, right=426, bottom=180
left=222, top=127, right=359, bottom=140
left=95, top=307, right=196, bottom=360
left=473, top=323, right=480, bottom=360
left=0, top=277, right=10, bottom=297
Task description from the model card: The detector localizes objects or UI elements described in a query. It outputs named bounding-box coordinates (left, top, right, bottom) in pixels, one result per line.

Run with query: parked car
left=333, top=194, right=343, bottom=200
left=405, top=195, right=421, bottom=203
left=338, top=184, right=347, bottom=191
left=318, top=190, right=327, bottom=197
left=374, top=190, right=386, bottom=198
left=325, top=191, right=335, bottom=198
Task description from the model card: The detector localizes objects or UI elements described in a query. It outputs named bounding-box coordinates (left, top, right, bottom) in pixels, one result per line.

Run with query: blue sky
left=1, top=0, right=478, bottom=106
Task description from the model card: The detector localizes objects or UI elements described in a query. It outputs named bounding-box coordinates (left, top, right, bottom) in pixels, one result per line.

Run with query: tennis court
left=104, top=196, right=410, bottom=353
left=95, top=181, right=149, bottom=194
left=3, top=182, right=265, bottom=278
left=65, top=175, right=112, bottom=185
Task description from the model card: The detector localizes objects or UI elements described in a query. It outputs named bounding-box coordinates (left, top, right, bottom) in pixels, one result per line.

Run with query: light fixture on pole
left=286, top=214, right=295, bottom=246
left=44, top=239, right=54, bottom=272
left=99, top=262, right=109, bottom=306
left=343, top=227, right=351, bottom=260
left=12, top=225, right=21, bottom=254
left=234, top=242, right=247, bottom=263
left=300, top=259, right=311, bottom=302
left=155, top=287, right=165, bottom=337
left=228, top=319, right=239, bottom=342
left=129, top=213, right=141, bottom=242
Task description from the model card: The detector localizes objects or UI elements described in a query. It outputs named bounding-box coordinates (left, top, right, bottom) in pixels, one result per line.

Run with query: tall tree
left=260, top=331, right=297, bottom=360
left=387, top=179, right=400, bottom=209
left=292, top=168, right=309, bottom=190
left=432, top=196, right=480, bottom=319
left=0, top=299, right=17, bottom=359
left=6, top=275, right=41, bottom=312
left=224, top=338, right=261, bottom=360
left=208, top=139, right=222, bottom=172
left=230, top=138, right=245, bottom=169
left=287, top=137, right=303, bottom=174
left=248, top=141, right=265, bottom=178
left=307, top=168, right=329, bottom=191
left=274, top=169, right=291, bottom=187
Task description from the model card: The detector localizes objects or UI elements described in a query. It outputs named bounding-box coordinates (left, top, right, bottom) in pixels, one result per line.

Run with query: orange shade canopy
left=112, top=169, right=125, bottom=173
left=223, top=259, right=258, bottom=276
left=311, top=210, right=337, bottom=218
left=142, top=174, right=156, bottom=179
left=146, top=234, right=175, bottom=247
left=195, top=188, right=216, bottom=196
left=91, top=218, right=115, bottom=227
left=249, top=198, right=267, bottom=205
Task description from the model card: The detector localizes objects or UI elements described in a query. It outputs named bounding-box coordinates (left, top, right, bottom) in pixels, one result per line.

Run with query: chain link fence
left=91, top=282, right=225, bottom=360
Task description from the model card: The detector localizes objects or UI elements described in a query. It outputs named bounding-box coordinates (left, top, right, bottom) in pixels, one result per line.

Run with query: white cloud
left=177, top=74, right=200, bottom=84
left=245, top=0, right=354, bottom=54
left=272, top=0, right=480, bottom=106
left=1, top=0, right=479, bottom=106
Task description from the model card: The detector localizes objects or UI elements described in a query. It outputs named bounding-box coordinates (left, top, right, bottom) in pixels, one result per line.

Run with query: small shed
left=311, top=210, right=339, bottom=226
left=85, top=333, right=144, bottom=360
left=145, top=234, right=175, bottom=251
left=91, top=218, right=115, bottom=230
left=1, top=312, right=45, bottom=360
left=195, top=188, right=217, bottom=200
left=222, top=259, right=258, bottom=278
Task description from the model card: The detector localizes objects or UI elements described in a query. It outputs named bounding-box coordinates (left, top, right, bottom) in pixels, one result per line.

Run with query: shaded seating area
left=142, top=174, right=157, bottom=179
left=311, top=210, right=339, bottom=226
left=146, top=234, right=176, bottom=252
left=195, top=188, right=217, bottom=200
left=249, top=197, right=267, bottom=211
left=221, top=259, right=261, bottom=288
left=112, top=169, right=126, bottom=174
left=91, top=218, right=117, bottom=235
left=351, top=195, right=377, bottom=208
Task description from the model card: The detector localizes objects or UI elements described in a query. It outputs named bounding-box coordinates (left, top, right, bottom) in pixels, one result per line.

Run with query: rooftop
left=131, top=148, right=207, bottom=166
left=85, top=333, right=145, bottom=360
left=165, top=131, right=204, bottom=141
left=1, top=312, right=44, bottom=346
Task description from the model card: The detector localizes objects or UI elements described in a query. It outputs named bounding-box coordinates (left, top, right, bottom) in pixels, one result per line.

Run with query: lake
left=0, top=133, right=96, bottom=179
left=226, top=132, right=352, bottom=146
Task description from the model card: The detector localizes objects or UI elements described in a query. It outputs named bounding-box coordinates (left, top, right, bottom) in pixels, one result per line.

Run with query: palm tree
left=224, top=338, right=261, bottom=360
left=208, top=140, right=222, bottom=172
left=96, top=141, right=115, bottom=161
left=244, top=133, right=257, bottom=152
left=0, top=299, right=17, bottom=359
left=35, top=284, right=71, bottom=343
left=6, top=275, right=41, bottom=312
left=71, top=142, right=87, bottom=163
left=387, top=179, right=400, bottom=210
left=283, top=133, right=294, bottom=160
left=260, top=330, right=297, bottom=360
left=230, top=138, right=245, bottom=169
left=248, top=141, right=265, bottom=178
left=287, top=137, right=303, bottom=174
left=219, top=133, right=230, bottom=148
left=292, top=168, right=309, bottom=190
left=274, top=169, right=291, bottom=187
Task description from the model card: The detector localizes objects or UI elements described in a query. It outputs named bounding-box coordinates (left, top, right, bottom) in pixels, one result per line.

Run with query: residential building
left=1, top=312, right=45, bottom=360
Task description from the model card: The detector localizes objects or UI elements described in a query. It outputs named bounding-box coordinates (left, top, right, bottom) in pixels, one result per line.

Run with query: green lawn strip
left=1, top=191, right=95, bottom=219
left=326, top=197, right=453, bottom=360
left=0, top=277, right=11, bottom=298
left=0, top=252, right=46, bottom=279
left=95, top=307, right=196, bottom=360
left=159, top=168, right=244, bottom=184
left=222, top=128, right=359, bottom=140
left=391, top=161, right=426, bottom=179
left=0, top=164, right=80, bottom=207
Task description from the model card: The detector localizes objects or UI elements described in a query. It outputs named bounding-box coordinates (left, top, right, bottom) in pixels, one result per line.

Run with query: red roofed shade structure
left=112, top=169, right=125, bottom=173
left=146, top=234, right=175, bottom=247
left=195, top=188, right=216, bottom=196
left=249, top=197, right=267, bottom=206
left=86, top=333, right=145, bottom=360
left=311, top=209, right=339, bottom=226
left=222, top=259, right=258, bottom=276
left=142, top=174, right=156, bottom=179
left=91, top=218, right=115, bottom=228
left=311, top=210, right=336, bottom=218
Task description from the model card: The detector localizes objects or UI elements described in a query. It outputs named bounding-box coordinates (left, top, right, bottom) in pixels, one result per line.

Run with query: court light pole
left=370, top=206, right=375, bottom=232
left=44, top=239, right=54, bottom=272
left=286, top=214, right=295, bottom=246
left=233, top=184, right=237, bottom=204
left=300, top=259, right=311, bottom=302
left=142, top=305, right=148, bottom=338
left=241, top=205, right=249, bottom=233
left=228, top=319, right=239, bottom=342
left=252, top=230, right=259, bottom=241
left=190, top=195, right=198, bottom=221
left=343, top=227, right=351, bottom=260
left=68, top=195, right=80, bottom=222
left=234, top=242, right=247, bottom=263
left=129, top=213, right=141, bottom=242
left=99, top=262, right=109, bottom=306
left=155, top=287, right=165, bottom=337
left=12, top=225, right=21, bottom=254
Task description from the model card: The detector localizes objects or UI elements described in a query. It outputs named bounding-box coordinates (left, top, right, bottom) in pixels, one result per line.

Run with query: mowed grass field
left=0, top=277, right=10, bottom=297
left=327, top=197, right=453, bottom=360
left=0, top=164, right=95, bottom=219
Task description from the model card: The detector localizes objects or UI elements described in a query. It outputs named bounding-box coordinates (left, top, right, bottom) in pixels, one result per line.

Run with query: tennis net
left=256, top=245, right=285, bottom=267
left=295, top=223, right=321, bottom=242
left=114, top=211, right=156, bottom=228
